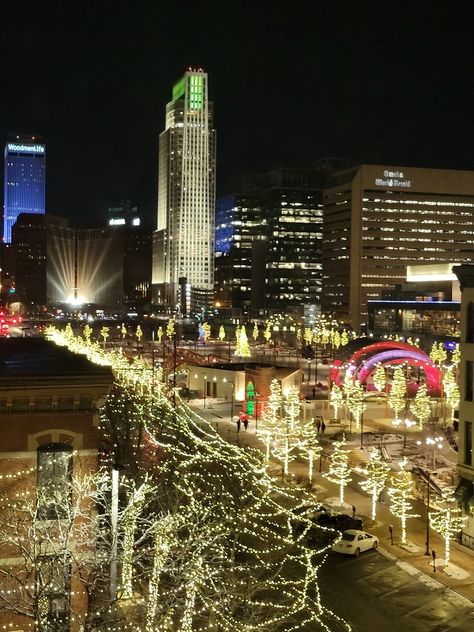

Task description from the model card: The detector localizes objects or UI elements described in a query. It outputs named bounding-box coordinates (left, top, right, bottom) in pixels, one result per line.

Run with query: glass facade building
left=3, top=140, right=46, bottom=243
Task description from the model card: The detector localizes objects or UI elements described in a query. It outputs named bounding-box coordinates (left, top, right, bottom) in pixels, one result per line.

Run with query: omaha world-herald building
left=152, top=69, right=216, bottom=314
left=322, top=165, right=474, bottom=332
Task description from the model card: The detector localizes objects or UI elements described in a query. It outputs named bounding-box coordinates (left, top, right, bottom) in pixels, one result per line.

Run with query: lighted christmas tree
left=252, top=322, right=259, bottom=341
left=410, top=383, right=432, bottom=428
left=100, top=325, right=110, bottom=349
left=388, top=458, right=419, bottom=544
left=235, top=325, right=251, bottom=357
left=372, top=363, right=386, bottom=393
left=258, top=378, right=283, bottom=460
left=452, top=343, right=461, bottom=366
left=429, top=489, right=466, bottom=565
left=340, top=329, right=349, bottom=347
left=330, top=384, right=344, bottom=419
left=121, top=322, right=127, bottom=339
left=359, top=448, right=390, bottom=520
left=166, top=319, right=175, bottom=339
left=263, top=323, right=272, bottom=342
left=136, top=324, right=143, bottom=344
left=156, top=326, right=163, bottom=343
left=218, top=325, right=226, bottom=341
left=323, top=435, right=352, bottom=505
left=83, top=323, right=93, bottom=342
left=388, top=366, right=407, bottom=421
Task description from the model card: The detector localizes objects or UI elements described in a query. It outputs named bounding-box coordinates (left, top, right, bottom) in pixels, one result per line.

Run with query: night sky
left=1, top=2, right=473, bottom=228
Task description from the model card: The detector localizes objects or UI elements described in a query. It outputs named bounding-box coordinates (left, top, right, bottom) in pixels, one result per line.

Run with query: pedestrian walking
left=352, top=505, right=356, bottom=518
left=243, top=417, right=248, bottom=431
left=315, top=418, right=321, bottom=434
left=236, top=418, right=241, bottom=433
left=321, top=421, right=326, bottom=435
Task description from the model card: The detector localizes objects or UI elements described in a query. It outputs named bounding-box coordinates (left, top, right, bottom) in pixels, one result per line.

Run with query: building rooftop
left=0, top=338, right=113, bottom=380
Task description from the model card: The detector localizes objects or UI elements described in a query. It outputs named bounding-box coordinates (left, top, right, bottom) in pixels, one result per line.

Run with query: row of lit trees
left=322, top=441, right=464, bottom=561
left=24, top=325, right=352, bottom=632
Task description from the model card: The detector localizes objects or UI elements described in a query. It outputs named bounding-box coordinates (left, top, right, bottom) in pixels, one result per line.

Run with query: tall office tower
left=321, top=164, right=474, bottom=332
left=215, top=169, right=323, bottom=316
left=3, top=136, right=46, bottom=243
left=152, top=69, right=216, bottom=314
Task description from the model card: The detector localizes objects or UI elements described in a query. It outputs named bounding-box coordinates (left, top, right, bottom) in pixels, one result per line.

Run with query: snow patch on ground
left=428, top=559, right=471, bottom=580
left=397, top=541, right=424, bottom=554
left=323, top=497, right=354, bottom=513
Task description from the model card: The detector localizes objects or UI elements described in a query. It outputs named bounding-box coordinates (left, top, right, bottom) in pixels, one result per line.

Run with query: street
left=320, top=548, right=474, bottom=632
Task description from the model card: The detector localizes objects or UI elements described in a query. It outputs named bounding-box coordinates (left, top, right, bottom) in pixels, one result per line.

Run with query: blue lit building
left=3, top=139, right=46, bottom=243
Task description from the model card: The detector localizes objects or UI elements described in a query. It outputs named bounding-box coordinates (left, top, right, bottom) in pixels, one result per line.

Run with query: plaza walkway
left=190, top=397, right=474, bottom=606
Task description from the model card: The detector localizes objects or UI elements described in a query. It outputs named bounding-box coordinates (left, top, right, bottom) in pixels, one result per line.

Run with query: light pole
left=203, top=374, right=208, bottom=409
left=255, top=390, right=260, bottom=430
left=224, top=378, right=235, bottom=423
left=393, top=417, right=416, bottom=449
left=417, top=435, right=444, bottom=470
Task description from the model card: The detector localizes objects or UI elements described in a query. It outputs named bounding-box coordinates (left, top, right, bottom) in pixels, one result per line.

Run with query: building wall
left=323, top=165, right=474, bottom=332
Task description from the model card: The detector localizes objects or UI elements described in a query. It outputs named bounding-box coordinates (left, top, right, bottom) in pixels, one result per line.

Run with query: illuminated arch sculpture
left=330, top=341, right=442, bottom=396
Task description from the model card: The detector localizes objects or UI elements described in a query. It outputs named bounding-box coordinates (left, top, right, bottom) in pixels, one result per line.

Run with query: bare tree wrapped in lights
left=39, top=326, right=354, bottom=632
left=359, top=448, right=390, bottom=520
left=323, top=435, right=352, bottom=505
left=443, top=366, right=460, bottom=425
left=330, top=384, right=344, bottom=420
left=388, top=366, right=407, bottom=421
left=258, top=378, right=283, bottom=461
left=388, top=458, right=419, bottom=545
left=297, top=417, right=322, bottom=483
left=410, top=383, right=432, bottom=429
left=344, top=377, right=366, bottom=431
left=252, top=322, right=259, bottom=342
left=429, top=489, right=466, bottom=565
left=218, top=324, right=226, bottom=341
left=372, top=363, right=386, bottom=393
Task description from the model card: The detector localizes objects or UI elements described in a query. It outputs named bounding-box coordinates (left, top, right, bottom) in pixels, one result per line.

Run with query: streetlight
left=255, top=390, right=260, bottom=430
left=203, top=374, right=208, bottom=409
left=417, top=435, right=444, bottom=470
left=393, top=417, right=416, bottom=449
left=223, top=377, right=234, bottom=423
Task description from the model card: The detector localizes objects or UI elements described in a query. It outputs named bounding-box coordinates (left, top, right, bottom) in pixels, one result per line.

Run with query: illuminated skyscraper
left=3, top=137, right=46, bottom=243
left=152, top=69, right=216, bottom=313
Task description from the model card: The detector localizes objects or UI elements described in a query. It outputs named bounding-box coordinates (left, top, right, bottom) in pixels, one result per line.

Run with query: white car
left=331, top=530, right=379, bottom=556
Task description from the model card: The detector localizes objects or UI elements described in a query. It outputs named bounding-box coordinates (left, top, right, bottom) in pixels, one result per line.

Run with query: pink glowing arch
left=330, top=341, right=442, bottom=395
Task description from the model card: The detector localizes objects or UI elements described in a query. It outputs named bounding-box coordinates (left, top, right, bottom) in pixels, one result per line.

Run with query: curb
left=378, top=545, right=474, bottom=608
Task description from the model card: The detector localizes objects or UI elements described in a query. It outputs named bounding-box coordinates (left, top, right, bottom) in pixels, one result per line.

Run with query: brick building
left=0, top=338, right=113, bottom=631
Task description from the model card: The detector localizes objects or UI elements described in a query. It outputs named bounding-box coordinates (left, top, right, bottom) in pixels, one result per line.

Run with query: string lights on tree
left=429, top=489, right=466, bottom=566
left=410, top=383, right=432, bottom=429
left=388, top=366, right=407, bottom=421
left=359, top=448, right=390, bottom=520
left=324, top=435, right=352, bottom=506
left=388, top=457, right=419, bottom=545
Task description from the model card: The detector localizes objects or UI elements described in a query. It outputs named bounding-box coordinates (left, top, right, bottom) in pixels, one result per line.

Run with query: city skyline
left=0, top=4, right=473, bottom=229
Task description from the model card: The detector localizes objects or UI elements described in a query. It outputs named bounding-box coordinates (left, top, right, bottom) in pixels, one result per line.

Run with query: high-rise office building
left=152, top=69, right=216, bottom=314
left=322, top=164, right=474, bottom=332
left=215, top=169, right=324, bottom=315
left=3, top=136, right=46, bottom=243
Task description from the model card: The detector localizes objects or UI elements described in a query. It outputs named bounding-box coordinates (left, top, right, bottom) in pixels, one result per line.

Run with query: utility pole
left=425, top=470, right=431, bottom=556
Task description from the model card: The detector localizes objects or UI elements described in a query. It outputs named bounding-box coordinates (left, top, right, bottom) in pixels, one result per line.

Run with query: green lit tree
left=388, top=366, right=407, bottom=421
left=323, top=435, right=352, bottom=505
left=388, top=458, right=419, bottom=544
left=429, top=489, right=466, bottom=565
left=359, top=448, right=390, bottom=520
left=410, top=384, right=432, bottom=429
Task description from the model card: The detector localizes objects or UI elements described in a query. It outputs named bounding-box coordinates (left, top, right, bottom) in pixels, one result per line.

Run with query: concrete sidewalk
left=189, top=398, right=474, bottom=606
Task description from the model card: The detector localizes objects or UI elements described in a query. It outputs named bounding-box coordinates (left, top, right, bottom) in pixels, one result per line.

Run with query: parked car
left=316, top=511, right=363, bottom=532
left=331, top=530, right=379, bottom=556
